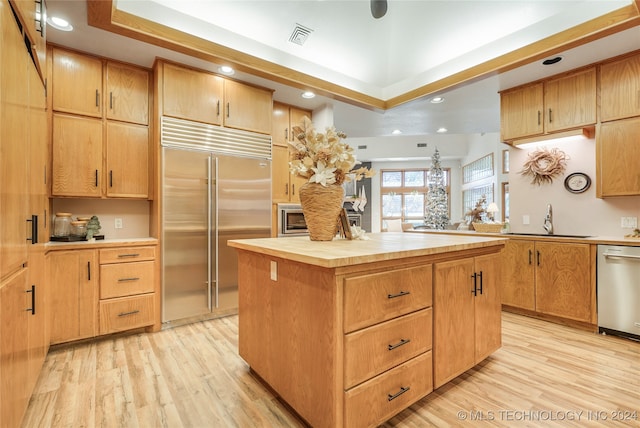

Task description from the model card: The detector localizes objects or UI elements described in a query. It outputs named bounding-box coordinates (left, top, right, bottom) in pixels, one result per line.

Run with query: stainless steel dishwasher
left=597, top=245, right=640, bottom=341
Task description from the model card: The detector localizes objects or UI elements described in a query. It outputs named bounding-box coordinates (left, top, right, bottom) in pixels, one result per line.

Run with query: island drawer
left=99, top=294, right=154, bottom=334
left=100, top=261, right=155, bottom=299
left=343, top=264, right=432, bottom=333
left=99, top=246, right=155, bottom=264
left=344, top=308, right=432, bottom=389
left=344, top=350, right=433, bottom=428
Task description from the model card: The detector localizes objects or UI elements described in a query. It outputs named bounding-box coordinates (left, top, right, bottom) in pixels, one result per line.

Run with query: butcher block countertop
left=228, top=232, right=506, bottom=268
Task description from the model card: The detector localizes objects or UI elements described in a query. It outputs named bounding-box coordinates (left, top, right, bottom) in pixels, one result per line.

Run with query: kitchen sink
left=506, top=233, right=592, bottom=238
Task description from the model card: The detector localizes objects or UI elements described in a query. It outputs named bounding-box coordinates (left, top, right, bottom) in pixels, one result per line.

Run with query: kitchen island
left=229, top=233, right=506, bottom=428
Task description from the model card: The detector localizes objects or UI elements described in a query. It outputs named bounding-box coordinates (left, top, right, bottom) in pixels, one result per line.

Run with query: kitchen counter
left=228, top=232, right=506, bottom=268
left=230, top=233, right=504, bottom=427
left=45, top=237, right=158, bottom=251
left=408, top=228, right=640, bottom=246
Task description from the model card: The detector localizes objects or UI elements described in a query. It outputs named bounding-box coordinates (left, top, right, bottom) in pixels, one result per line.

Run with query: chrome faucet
left=543, top=204, right=553, bottom=234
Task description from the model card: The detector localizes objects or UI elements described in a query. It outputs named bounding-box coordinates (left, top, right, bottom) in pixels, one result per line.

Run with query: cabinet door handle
left=292, top=184, right=296, bottom=195
left=387, top=290, right=410, bottom=299
left=26, top=285, right=35, bottom=315
left=26, top=215, right=38, bottom=244
left=387, top=386, right=410, bottom=402
left=478, top=271, right=483, bottom=295
left=471, top=272, right=478, bottom=296
left=87, top=261, right=91, bottom=280
left=118, top=310, right=140, bottom=317
left=537, top=110, right=541, bottom=125
left=285, top=184, right=288, bottom=195
left=216, top=100, right=220, bottom=116
left=548, top=108, right=553, bottom=123
left=95, top=89, right=100, bottom=107
left=117, top=277, right=140, bottom=282
left=110, top=170, right=113, bottom=188
left=285, top=128, right=288, bottom=140
left=528, top=249, right=532, bottom=265
left=226, top=102, right=230, bottom=118
left=537, top=250, right=541, bottom=266
left=95, top=170, right=99, bottom=187
left=388, top=338, right=411, bottom=351
left=118, top=253, right=140, bottom=258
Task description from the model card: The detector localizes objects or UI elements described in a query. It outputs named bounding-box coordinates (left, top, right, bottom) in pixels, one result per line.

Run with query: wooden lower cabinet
left=501, top=239, right=594, bottom=324
left=433, top=252, right=501, bottom=388
left=48, top=244, right=158, bottom=345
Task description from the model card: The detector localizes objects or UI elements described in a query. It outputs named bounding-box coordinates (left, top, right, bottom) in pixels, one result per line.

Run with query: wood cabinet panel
left=51, top=113, right=103, bottom=197
left=52, top=48, right=103, bottom=117
left=162, top=62, right=223, bottom=125
left=535, top=242, right=592, bottom=322
left=500, top=83, right=543, bottom=141
left=106, top=62, right=150, bottom=125
left=223, top=79, right=272, bottom=134
left=11, top=0, right=46, bottom=79
left=600, top=53, right=640, bottom=122
left=99, top=294, right=154, bottom=335
left=597, top=117, right=640, bottom=197
left=344, top=351, right=432, bottom=428
left=106, top=121, right=149, bottom=198
left=344, top=308, right=432, bottom=389
left=272, top=102, right=290, bottom=147
left=100, top=261, right=155, bottom=299
left=501, top=240, right=535, bottom=310
left=544, top=67, right=596, bottom=132
left=343, top=264, right=432, bottom=333
left=48, top=250, right=98, bottom=344
left=473, top=253, right=502, bottom=362
left=271, top=145, right=290, bottom=202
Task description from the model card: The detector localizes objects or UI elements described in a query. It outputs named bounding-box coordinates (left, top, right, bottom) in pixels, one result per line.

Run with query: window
left=380, top=168, right=450, bottom=228
left=462, top=153, right=494, bottom=184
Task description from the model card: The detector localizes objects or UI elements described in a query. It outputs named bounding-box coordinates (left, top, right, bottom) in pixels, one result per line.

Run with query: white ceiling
left=44, top=0, right=640, bottom=158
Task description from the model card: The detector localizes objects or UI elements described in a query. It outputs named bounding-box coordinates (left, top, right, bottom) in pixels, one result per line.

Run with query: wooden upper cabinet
left=600, top=52, right=640, bottom=122
left=51, top=114, right=103, bottom=197
left=106, top=122, right=149, bottom=198
left=52, top=48, right=103, bottom=118
left=500, top=83, right=544, bottom=142
left=11, top=0, right=47, bottom=79
left=223, top=79, right=272, bottom=134
left=544, top=67, right=596, bottom=133
left=162, top=62, right=223, bottom=125
left=272, top=102, right=290, bottom=147
left=106, top=62, right=150, bottom=125
left=597, top=117, right=640, bottom=197
left=289, top=107, right=310, bottom=139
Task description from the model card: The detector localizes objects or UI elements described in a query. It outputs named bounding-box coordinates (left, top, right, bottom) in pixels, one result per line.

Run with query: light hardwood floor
left=23, top=312, right=640, bottom=427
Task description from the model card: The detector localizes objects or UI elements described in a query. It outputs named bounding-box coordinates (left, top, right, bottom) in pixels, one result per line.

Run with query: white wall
left=508, top=136, right=640, bottom=237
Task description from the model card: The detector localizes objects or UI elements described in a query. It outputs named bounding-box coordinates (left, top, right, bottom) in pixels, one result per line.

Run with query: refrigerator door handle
left=213, top=156, right=219, bottom=309
left=207, top=156, right=213, bottom=312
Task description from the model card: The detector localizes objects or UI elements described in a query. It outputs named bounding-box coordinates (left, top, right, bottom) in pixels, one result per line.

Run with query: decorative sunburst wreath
left=520, top=147, right=569, bottom=185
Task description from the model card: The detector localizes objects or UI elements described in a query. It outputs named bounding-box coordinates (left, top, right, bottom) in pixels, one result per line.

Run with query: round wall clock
left=564, top=172, right=591, bottom=193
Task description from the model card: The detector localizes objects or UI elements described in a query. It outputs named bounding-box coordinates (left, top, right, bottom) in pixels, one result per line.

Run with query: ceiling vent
left=289, top=24, right=313, bottom=46
left=417, top=143, right=428, bottom=148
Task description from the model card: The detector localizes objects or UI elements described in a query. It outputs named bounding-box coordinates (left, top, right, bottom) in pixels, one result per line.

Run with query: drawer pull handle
left=118, top=253, right=140, bottom=258
left=387, top=290, right=410, bottom=299
left=118, top=310, right=140, bottom=317
left=387, top=386, right=410, bottom=402
left=117, top=277, right=140, bottom=282
left=388, top=338, right=411, bottom=351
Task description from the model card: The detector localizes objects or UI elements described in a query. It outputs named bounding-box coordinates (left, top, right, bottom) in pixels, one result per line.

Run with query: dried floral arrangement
left=289, top=117, right=375, bottom=186
left=465, top=194, right=487, bottom=223
left=520, top=147, right=569, bottom=185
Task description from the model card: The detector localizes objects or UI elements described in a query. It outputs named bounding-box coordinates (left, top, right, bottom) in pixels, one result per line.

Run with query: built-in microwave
left=277, top=204, right=309, bottom=237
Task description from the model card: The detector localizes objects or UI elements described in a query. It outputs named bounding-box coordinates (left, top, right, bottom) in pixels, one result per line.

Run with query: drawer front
left=344, top=308, right=432, bottom=389
left=99, top=294, right=154, bottom=334
left=344, top=351, right=433, bottom=428
left=99, top=246, right=155, bottom=264
left=344, top=265, right=432, bottom=333
left=100, top=261, right=155, bottom=299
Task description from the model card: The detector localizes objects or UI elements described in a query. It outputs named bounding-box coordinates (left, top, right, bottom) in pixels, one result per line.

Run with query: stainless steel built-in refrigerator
left=161, top=117, right=271, bottom=323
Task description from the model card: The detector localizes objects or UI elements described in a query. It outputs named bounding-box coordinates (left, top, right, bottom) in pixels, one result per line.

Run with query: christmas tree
left=424, top=148, right=450, bottom=229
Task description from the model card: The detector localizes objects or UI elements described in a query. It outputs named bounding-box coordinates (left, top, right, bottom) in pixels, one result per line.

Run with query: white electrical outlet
left=522, top=215, right=530, bottom=225
left=621, top=217, right=638, bottom=228
left=115, top=218, right=123, bottom=229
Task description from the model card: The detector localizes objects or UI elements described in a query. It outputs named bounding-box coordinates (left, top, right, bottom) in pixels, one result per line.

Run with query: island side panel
left=237, top=250, right=342, bottom=428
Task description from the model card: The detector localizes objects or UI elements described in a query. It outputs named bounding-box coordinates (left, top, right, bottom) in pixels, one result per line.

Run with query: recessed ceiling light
left=430, top=97, right=445, bottom=104
left=542, top=56, right=563, bottom=65
left=392, top=129, right=402, bottom=135
left=436, top=127, right=448, bottom=133
left=301, top=91, right=315, bottom=99
left=218, top=65, right=235, bottom=75
left=47, top=16, right=73, bottom=31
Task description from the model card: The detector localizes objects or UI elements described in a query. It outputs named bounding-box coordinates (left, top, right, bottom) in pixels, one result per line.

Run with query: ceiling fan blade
left=371, top=0, right=387, bottom=19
